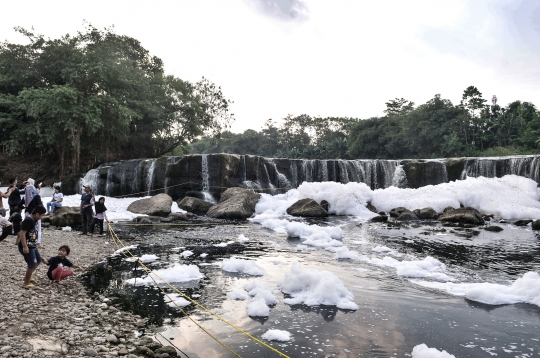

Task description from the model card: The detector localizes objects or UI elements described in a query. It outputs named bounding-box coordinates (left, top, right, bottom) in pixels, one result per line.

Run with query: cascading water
left=392, top=165, right=408, bottom=188
left=81, top=169, right=99, bottom=194
left=201, top=154, right=216, bottom=203
left=146, top=159, right=156, bottom=196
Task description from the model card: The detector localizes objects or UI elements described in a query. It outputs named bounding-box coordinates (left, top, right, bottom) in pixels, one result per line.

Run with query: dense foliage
left=192, top=87, right=540, bottom=159
left=0, top=26, right=234, bottom=176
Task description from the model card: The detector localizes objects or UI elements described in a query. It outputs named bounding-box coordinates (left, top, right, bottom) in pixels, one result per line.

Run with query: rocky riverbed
left=0, top=228, right=175, bottom=357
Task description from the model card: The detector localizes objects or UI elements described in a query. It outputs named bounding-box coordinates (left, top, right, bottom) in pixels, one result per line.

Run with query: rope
left=107, top=222, right=290, bottom=358
left=111, top=222, right=237, bottom=227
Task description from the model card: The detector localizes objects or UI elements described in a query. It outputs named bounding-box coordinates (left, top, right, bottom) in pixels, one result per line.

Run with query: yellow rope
left=110, top=222, right=236, bottom=227
left=108, top=225, right=242, bottom=357
left=107, top=222, right=291, bottom=358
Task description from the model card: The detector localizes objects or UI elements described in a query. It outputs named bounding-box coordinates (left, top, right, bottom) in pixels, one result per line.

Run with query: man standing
left=80, top=186, right=94, bottom=235
left=18, top=205, right=46, bottom=288
left=7, top=178, right=21, bottom=213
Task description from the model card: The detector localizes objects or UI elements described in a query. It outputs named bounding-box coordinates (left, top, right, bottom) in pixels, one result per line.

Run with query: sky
left=1, top=0, right=539, bottom=133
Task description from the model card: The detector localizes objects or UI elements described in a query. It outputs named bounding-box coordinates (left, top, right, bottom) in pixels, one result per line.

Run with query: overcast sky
left=1, top=0, right=539, bottom=133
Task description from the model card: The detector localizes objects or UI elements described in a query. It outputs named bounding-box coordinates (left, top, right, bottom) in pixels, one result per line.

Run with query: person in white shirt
left=46, top=187, right=64, bottom=215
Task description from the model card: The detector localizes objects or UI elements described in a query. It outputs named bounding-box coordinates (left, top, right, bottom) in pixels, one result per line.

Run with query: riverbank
left=0, top=227, right=150, bottom=357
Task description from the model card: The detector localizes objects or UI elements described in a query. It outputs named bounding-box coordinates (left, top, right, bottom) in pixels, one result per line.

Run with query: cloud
left=421, top=0, right=540, bottom=83
left=245, top=0, right=308, bottom=22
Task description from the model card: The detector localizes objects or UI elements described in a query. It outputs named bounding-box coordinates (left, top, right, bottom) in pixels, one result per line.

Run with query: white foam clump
left=139, top=254, right=158, bottom=263
left=125, top=264, right=203, bottom=286
left=372, top=245, right=393, bottom=253
left=62, top=226, right=72, bottom=232
left=244, top=281, right=278, bottom=317
left=214, top=241, right=235, bottom=247
left=163, top=293, right=191, bottom=308
left=282, top=175, right=540, bottom=219
left=228, top=289, right=249, bottom=300
left=180, top=250, right=194, bottom=258
left=412, top=271, right=540, bottom=307
left=112, top=245, right=138, bottom=256
left=361, top=256, right=453, bottom=282
left=236, top=234, right=249, bottom=242
left=332, top=247, right=361, bottom=260
left=221, top=258, right=264, bottom=276
left=262, top=329, right=292, bottom=342
left=279, top=263, right=358, bottom=310
left=411, top=344, right=455, bottom=358
left=171, top=202, right=187, bottom=214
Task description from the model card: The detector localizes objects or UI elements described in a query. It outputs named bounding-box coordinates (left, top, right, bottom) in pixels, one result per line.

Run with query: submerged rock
left=514, top=219, right=532, bottom=226
left=484, top=225, right=504, bottom=232
left=177, top=196, right=214, bottom=215
left=206, top=187, right=261, bottom=219
left=371, top=214, right=388, bottom=222
left=127, top=193, right=173, bottom=217
left=286, top=198, right=328, bottom=217
left=437, top=207, right=484, bottom=226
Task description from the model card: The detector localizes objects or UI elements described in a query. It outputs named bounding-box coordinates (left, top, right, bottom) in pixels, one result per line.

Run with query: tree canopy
left=0, top=25, right=234, bottom=176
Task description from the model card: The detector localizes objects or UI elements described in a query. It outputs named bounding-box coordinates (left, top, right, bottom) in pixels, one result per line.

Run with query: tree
left=384, top=98, right=415, bottom=116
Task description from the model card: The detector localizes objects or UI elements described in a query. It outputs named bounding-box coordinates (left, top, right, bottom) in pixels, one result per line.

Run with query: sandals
left=23, top=283, right=35, bottom=289
left=29, top=278, right=36, bottom=283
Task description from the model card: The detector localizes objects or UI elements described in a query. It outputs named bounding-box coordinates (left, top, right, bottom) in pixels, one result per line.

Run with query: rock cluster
left=0, top=228, right=178, bottom=357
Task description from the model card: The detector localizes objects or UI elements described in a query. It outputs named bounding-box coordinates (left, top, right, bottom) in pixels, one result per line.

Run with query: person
left=42, top=245, right=83, bottom=284
left=0, top=179, right=14, bottom=210
left=9, top=205, right=23, bottom=237
left=0, top=208, right=13, bottom=242
left=89, top=197, right=108, bottom=236
left=23, top=178, right=41, bottom=217
left=46, top=187, right=63, bottom=215
left=7, top=178, right=22, bottom=213
left=80, top=186, right=94, bottom=235
left=17, top=205, right=46, bottom=288
left=26, top=195, right=44, bottom=248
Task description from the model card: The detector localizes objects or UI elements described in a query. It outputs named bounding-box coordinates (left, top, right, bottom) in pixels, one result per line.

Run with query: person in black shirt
left=7, top=178, right=22, bottom=213
left=9, top=206, right=23, bottom=236
left=17, top=205, right=46, bottom=288
left=80, top=186, right=94, bottom=235
left=43, top=245, right=83, bottom=284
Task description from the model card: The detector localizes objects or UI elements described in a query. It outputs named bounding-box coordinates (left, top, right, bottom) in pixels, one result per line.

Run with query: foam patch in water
left=412, top=344, right=455, bottom=358
left=412, top=271, right=540, bottom=307
left=262, top=329, right=292, bottom=342
left=125, top=263, right=203, bottom=286
left=360, top=256, right=454, bottom=282
left=221, top=258, right=264, bottom=276
left=279, top=263, right=358, bottom=310
left=163, top=293, right=191, bottom=308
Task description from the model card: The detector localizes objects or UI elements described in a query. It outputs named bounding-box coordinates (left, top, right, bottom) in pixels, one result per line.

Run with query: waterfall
left=392, top=165, right=408, bottom=188
left=290, top=161, right=298, bottom=187
left=201, top=154, right=215, bottom=203
left=81, top=169, right=99, bottom=194
left=338, top=160, right=349, bottom=184
left=146, top=159, right=156, bottom=195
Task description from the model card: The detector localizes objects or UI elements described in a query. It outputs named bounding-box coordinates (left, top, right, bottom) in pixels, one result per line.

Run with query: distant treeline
left=191, top=87, right=540, bottom=159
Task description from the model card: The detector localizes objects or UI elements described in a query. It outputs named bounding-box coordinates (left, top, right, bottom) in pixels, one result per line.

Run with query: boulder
left=389, top=207, right=409, bottom=218
left=366, top=202, right=377, bottom=213
left=49, top=207, right=83, bottom=227
left=184, top=190, right=206, bottom=200
left=169, top=212, right=189, bottom=221
left=532, top=219, right=540, bottom=230
left=370, top=214, right=388, bottom=222
left=413, top=207, right=438, bottom=220
left=437, top=207, right=484, bottom=226
left=514, top=219, right=532, bottom=226
left=286, top=198, right=328, bottom=217
left=206, top=188, right=261, bottom=219
left=396, top=211, right=419, bottom=221
left=127, top=194, right=173, bottom=217
left=320, top=200, right=329, bottom=212
left=484, top=225, right=504, bottom=232
left=177, top=197, right=214, bottom=215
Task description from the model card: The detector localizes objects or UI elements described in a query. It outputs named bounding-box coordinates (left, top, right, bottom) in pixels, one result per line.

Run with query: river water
left=84, top=216, right=540, bottom=358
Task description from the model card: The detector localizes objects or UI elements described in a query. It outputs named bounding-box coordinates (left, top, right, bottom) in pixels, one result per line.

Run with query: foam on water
left=262, top=329, right=292, bottom=342
left=360, top=255, right=454, bottom=282
left=221, top=258, right=264, bottom=276
left=412, top=344, right=455, bottom=358
left=412, top=271, right=540, bottom=307
left=125, top=264, right=203, bottom=286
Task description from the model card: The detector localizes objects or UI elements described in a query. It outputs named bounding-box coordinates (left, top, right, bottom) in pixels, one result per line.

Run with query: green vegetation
left=0, top=25, right=234, bottom=176
left=192, top=87, right=540, bottom=159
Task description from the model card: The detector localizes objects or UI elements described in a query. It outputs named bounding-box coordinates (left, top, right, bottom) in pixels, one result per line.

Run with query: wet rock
left=389, top=207, right=409, bottom=218
left=484, top=225, right=504, bottom=232
left=139, top=218, right=152, bottom=225
left=169, top=212, right=188, bottom=221
left=320, top=200, right=329, bottom=212
left=378, top=211, right=386, bottom=216
left=366, top=202, right=377, bottom=213
left=127, top=194, right=173, bottom=217
left=532, top=219, right=540, bottom=230
left=370, top=215, right=388, bottom=222
left=184, top=190, right=206, bottom=200
left=396, top=211, right=419, bottom=221
left=206, top=188, right=261, bottom=219
left=514, top=219, right=532, bottom=226
left=177, top=197, right=214, bottom=215
left=413, top=207, right=438, bottom=220
left=437, top=207, right=484, bottom=226
left=286, top=198, right=328, bottom=217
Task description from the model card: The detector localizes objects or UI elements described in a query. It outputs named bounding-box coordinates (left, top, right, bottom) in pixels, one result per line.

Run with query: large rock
left=532, top=219, right=540, bottom=230
left=127, top=193, right=172, bottom=217
left=396, top=211, right=419, bottom=221
left=437, top=207, right=484, bottom=225
left=286, top=198, right=328, bottom=217
left=206, top=188, right=261, bottom=219
left=389, top=207, right=409, bottom=218
left=413, top=207, right=438, bottom=220
left=177, top=197, right=214, bottom=215
left=514, top=219, right=532, bottom=226
left=46, top=207, right=83, bottom=227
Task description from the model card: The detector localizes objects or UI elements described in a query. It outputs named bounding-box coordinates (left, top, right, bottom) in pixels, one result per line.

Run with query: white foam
left=412, top=271, right=540, bottom=307
left=333, top=247, right=361, bottom=260
left=125, top=264, right=203, bottom=286
left=361, top=256, right=453, bottom=282
left=180, top=250, right=194, bottom=258
left=163, top=293, right=191, bottom=308
left=236, top=234, right=249, bottom=242
left=221, top=258, right=264, bottom=276
left=411, top=344, right=455, bottom=358
left=246, top=297, right=270, bottom=317
left=228, top=289, right=249, bottom=300
left=279, top=263, right=358, bottom=310
left=262, top=329, right=292, bottom=342
left=139, top=254, right=158, bottom=263
left=372, top=245, right=393, bottom=253
left=62, top=226, right=72, bottom=231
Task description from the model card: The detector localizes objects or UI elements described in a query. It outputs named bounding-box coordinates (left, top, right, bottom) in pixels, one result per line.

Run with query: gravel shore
left=0, top=227, right=163, bottom=358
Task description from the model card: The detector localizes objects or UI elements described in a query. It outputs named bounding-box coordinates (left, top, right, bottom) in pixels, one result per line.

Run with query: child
left=89, top=197, right=108, bottom=236
left=17, top=205, right=46, bottom=288
left=43, top=245, right=83, bottom=284
left=9, top=205, right=23, bottom=236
